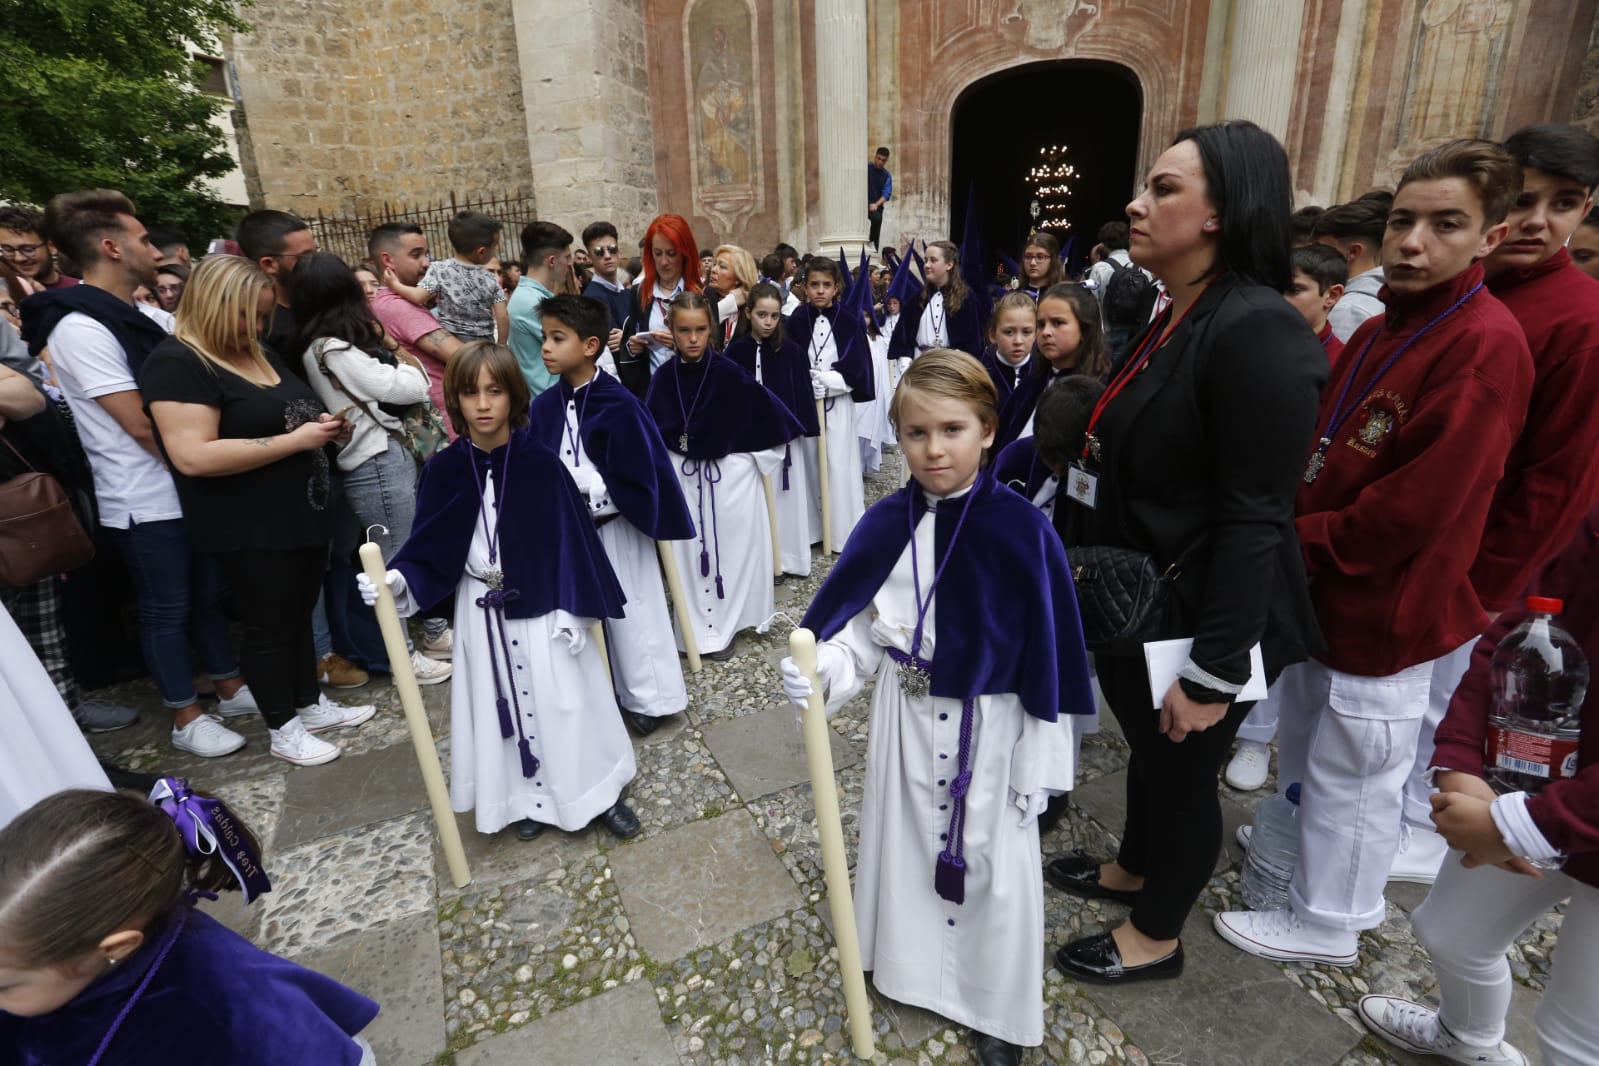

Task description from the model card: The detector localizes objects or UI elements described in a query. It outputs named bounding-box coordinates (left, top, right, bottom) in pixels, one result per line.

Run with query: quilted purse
left=1069, top=543, right=1187, bottom=655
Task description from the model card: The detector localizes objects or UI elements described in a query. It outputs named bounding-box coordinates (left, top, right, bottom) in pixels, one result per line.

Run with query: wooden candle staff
left=788, top=627, right=875, bottom=1058
left=357, top=542, right=471, bottom=889
left=762, top=474, right=783, bottom=578
left=657, top=541, right=702, bottom=673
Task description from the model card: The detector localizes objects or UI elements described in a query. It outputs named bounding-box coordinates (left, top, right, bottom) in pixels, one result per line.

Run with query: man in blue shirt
left=868, top=147, right=893, bottom=250
left=507, top=220, right=572, bottom=398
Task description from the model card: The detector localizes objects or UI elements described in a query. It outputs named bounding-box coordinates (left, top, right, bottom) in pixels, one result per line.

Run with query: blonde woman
left=139, top=255, right=376, bottom=768
left=707, top=243, right=759, bottom=348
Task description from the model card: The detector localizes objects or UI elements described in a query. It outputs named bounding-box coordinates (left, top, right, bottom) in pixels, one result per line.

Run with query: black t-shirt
left=138, top=337, right=334, bottom=552
left=261, top=302, right=304, bottom=379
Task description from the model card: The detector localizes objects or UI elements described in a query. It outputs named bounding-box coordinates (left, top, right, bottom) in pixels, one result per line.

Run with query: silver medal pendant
left=679, top=433, right=690, bottom=452
left=482, top=567, right=505, bottom=591
left=1303, top=438, right=1332, bottom=485
left=898, top=661, right=931, bottom=700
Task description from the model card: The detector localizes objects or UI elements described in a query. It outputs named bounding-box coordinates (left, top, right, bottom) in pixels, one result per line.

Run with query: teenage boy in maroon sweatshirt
left=1215, top=140, right=1534, bottom=965
left=1392, top=124, right=1599, bottom=885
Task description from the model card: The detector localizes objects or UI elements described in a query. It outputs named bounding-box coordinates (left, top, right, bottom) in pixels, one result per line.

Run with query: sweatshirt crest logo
left=1357, top=408, right=1394, bottom=446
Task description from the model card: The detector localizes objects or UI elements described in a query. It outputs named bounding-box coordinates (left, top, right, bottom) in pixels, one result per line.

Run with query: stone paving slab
left=290, top=912, right=448, bottom=1066
left=1070, top=767, right=1254, bottom=874
left=276, top=739, right=429, bottom=848
left=431, top=809, right=603, bottom=894
left=702, top=702, right=858, bottom=800
left=610, top=809, right=805, bottom=963
left=455, top=979, right=678, bottom=1066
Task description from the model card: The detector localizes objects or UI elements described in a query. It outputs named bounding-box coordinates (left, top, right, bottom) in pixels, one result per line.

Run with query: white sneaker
left=296, top=692, right=377, bottom=733
left=171, top=713, right=247, bottom=757
left=409, top=649, right=453, bottom=686
left=1236, top=824, right=1253, bottom=850
left=1389, top=823, right=1449, bottom=885
left=1212, top=907, right=1359, bottom=966
left=1225, top=739, right=1272, bottom=791
left=215, top=684, right=260, bottom=719
left=420, top=627, right=454, bottom=660
left=269, top=716, right=341, bottom=766
left=1357, top=995, right=1527, bottom=1064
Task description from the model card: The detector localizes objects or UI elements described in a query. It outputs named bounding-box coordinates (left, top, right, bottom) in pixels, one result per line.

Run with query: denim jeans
left=314, top=473, right=390, bottom=670
left=110, top=519, right=240, bottom=709
left=340, top=438, right=420, bottom=652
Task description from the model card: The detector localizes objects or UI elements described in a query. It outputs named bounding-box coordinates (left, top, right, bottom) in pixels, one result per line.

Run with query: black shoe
left=623, top=710, right=662, bottom=737
left=514, top=818, right=545, bottom=841
left=973, top=1032, right=1021, bottom=1066
left=702, top=642, right=738, bottom=662
left=1054, top=932, right=1183, bottom=984
left=1044, top=849, right=1139, bottom=904
left=598, top=800, right=641, bottom=839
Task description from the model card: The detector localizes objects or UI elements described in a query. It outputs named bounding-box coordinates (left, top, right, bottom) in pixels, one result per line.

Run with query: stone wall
left=1570, top=9, right=1599, bottom=134
left=229, top=0, right=532, bottom=216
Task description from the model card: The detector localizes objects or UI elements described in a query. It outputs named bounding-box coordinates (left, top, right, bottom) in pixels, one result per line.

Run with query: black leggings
left=215, top=545, right=326, bottom=729
left=1098, top=653, right=1255, bottom=942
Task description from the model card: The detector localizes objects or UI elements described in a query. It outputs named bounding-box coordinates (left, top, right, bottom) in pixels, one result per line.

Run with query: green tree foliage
left=0, top=0, right=254, bottom=239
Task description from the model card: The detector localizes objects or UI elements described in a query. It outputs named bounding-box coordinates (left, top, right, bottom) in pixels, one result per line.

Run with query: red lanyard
left=1080, top=288, right=1203, bottom=461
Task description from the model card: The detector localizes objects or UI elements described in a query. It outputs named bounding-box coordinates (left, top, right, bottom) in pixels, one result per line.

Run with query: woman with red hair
left=616, top=214, right=720, bottom=396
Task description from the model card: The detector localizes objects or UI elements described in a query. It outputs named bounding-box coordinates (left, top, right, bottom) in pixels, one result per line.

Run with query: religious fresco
left=685, top=0, right=762, bottom=234
left=1398, top=0, right=1518, bottom=144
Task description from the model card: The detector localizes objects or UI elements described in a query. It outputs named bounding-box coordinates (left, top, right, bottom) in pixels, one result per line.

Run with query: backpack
left=1101, top=256, right=1154, bottom=330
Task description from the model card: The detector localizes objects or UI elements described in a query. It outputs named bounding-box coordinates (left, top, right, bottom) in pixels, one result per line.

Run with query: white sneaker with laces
left=269, top=717, right=341, bottom=766
left=171, top=714, right=247, bottom=757
left=297, top=693, right=377, bottom=733
left=1225, top=739, right=1272, bottom=791
left=409, top=649, right=453, bottom=686
left=1357, top=994, right=1527, bottom=1064
left=420, top=627, right=454, bottom=660
left=1388, top=823, right=1450, bottom=884
left=1236, top=824, right=1252, bottom=850
left=1212, top=907, right=1359, bottom=966
left=216, top=684, right=260, bottom=719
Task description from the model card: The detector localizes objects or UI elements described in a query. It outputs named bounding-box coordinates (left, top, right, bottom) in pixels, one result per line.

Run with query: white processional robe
left=0, top=602, right=111, bottom=829
left=447, top=474, right=636, bottom=834
left=818, top=497, right=1079, bottom=1046
left=556, top=387, right=689, bottom=718
left=667, top=447, right=784, bottom=654
left=747, top=347, right=813, bottom=578
left=804, top=316, right=866, bottom=550
left=855, top=331, right=896, bottom=475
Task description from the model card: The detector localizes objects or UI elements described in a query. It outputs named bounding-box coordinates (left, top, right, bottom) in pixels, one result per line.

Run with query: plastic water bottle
left=1241, top=782, right=1301, bottom=911
left=1486, top=596, right=1587, bottom=796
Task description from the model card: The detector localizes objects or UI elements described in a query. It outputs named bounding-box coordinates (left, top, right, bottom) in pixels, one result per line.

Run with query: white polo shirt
left=47, top=304, right=182, bottom=529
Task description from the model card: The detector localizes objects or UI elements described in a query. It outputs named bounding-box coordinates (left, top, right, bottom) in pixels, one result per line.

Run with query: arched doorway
left=949, top=61, right=1142, bottom=269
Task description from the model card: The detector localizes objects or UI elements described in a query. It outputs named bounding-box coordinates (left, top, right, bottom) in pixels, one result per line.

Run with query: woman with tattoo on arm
left=139, top=256, right=377, bottom=769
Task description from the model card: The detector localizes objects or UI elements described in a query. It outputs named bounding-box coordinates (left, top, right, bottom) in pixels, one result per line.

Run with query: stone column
left=1220, top=0, right=1307, bottom=142
left=812, top=0, right=870, bottom=257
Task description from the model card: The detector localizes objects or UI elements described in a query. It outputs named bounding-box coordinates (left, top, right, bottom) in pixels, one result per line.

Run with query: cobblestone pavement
left=85, top=453, right=1561, bottom=1066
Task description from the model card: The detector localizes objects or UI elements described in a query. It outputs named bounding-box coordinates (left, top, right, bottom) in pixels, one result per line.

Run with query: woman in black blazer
left=1047, top=121, right=1328, bottom=983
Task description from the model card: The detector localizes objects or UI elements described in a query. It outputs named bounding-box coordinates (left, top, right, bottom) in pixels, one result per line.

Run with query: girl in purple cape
left=0, top=783, right=378, bottom=1065
left=778, top=349, right=1094, bottom=1065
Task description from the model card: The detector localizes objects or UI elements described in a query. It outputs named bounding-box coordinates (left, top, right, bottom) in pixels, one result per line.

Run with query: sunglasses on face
left=590, top=245, right=618, bottom=257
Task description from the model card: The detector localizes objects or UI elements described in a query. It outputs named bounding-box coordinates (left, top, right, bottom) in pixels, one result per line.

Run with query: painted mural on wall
left=1398, top=0, right=1517, bottom=143
left=686, top=0, right=761, bottom=233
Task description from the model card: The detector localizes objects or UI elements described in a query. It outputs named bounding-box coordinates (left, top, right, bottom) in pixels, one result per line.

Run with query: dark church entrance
left=950, top=61, right=1142, bottom=274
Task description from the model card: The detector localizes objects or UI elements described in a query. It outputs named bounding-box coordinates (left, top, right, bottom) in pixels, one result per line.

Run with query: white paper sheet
left=1142, top=638, right=1269, bottom=708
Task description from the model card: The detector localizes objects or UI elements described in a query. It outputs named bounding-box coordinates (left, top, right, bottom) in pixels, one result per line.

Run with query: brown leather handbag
left=0, top=436, right=95, bottom=587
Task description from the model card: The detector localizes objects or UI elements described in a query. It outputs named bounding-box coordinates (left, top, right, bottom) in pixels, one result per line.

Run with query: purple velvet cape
left=801, top=471, right=1095, bottom=721
left=785, top=303, right=876, bottom=403
left=995, top=364, right=1075, bottom=453
left=723, top=335, right=821, bottom=437
left=981, top=348, right=1037, bottom=411
left=887, top=286, right=986, bottom=363
left=994, top=436, right=1052, bottom=503
left=1, top=907, right=376, bottom=1066
left=528, top=371, right=696, bottom=541
left=643, top=352, right=805, bottom=460
left=388, top=428, right=625, bottom=620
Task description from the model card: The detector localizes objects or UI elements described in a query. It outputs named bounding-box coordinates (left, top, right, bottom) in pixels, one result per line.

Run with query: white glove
left=1011, top=789, right=1055, bottom=829
left=779, top=644, right=853, bottom=716
left=810, top=373, right=829, bottom=399
left=780, top=656, right=814, bottom=709
left=557, top=626, right=587, bottom=656
left=357, top=569, right=406, bottom=608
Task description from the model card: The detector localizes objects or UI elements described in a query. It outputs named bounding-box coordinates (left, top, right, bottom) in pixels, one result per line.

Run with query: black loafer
left=623, top=710, right=662, bottom=737
left=514, top=818, right=545, bottom=841
left=1054, top=932, right=1183, bottom=984
left=973, top=1032, right=1021, bottom=1066
left=599, top=800, right=641, bottom=839
left=1044, top=849, right=1139, bottom=904
left=702, top=642, right=739, bottom=662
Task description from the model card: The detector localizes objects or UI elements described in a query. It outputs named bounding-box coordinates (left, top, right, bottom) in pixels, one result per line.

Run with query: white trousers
left=1412, top=852, right=1599, bottom=1064
left=1404, top=636, right=1478, bottom=828
left=1276, top=657, right=1433, bottom=930
left=1236, top=683, right=1282, bottom=745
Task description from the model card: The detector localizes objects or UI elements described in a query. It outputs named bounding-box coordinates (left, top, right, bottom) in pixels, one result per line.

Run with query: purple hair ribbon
left=149, top=777, right=272, bottom=904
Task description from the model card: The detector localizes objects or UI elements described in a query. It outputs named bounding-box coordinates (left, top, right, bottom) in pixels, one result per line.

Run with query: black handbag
left=1069, top=542, right=1197, bottom=655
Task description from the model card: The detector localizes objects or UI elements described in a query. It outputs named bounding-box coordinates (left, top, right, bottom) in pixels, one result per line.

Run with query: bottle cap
left=1285, top=782, right=1301, bottom=804
left=1526, top=596, right=1564, bottom=614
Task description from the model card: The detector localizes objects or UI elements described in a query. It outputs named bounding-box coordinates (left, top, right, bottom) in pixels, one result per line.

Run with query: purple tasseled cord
left=86, top=908, right=188, bottom=1066
left=781, top=441, right=792, bottom=491
left=681, top=456, right=726, bottom=599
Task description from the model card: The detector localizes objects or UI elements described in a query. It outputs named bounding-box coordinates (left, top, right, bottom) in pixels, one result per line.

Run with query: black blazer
left=1075, top=274, right=1328, bottom=685
left=615, top=285, right=723, bottom=398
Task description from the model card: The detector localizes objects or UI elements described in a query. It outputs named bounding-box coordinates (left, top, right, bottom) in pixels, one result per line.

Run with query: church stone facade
left=229, top=0, right=1599, bottom=254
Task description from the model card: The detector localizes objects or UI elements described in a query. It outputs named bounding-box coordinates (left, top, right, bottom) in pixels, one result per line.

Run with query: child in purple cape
left=0, top=782, right=378, bottom=1065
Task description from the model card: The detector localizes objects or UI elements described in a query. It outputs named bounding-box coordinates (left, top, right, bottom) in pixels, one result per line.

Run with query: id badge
left=1065, top=464, right=1099, bottom=509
